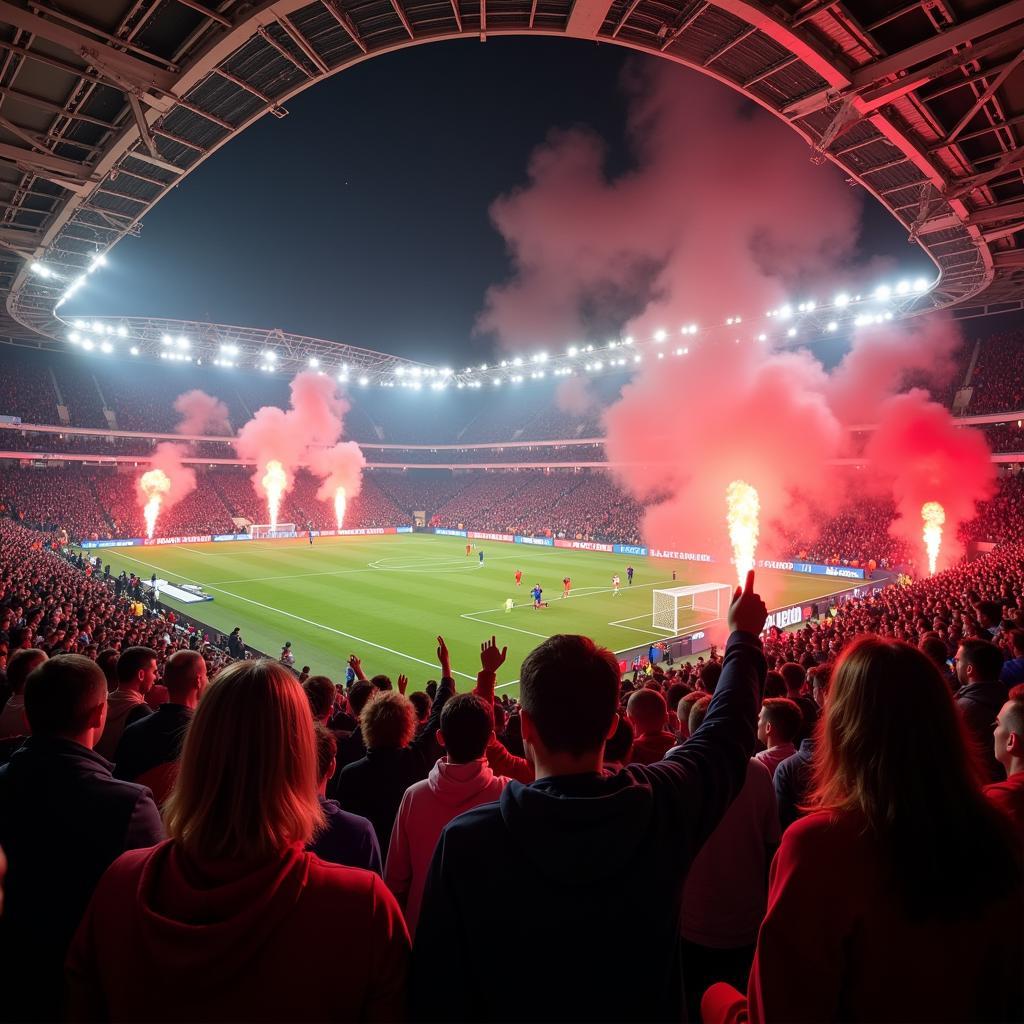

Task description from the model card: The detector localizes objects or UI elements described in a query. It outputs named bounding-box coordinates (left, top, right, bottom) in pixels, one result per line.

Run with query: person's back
left=0, top=655, right=163, bottom=1022
left=385, top=692, right=510, bottom=935
left=67, top=659, right=408, bottom=1022
left=412, top=576, right=768, bottom=1022
left=954, top=639, right=1008, bottom=782
left=96, top=646, right=158, bottom=761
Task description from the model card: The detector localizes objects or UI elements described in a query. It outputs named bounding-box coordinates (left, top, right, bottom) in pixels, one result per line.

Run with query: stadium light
left=834, top=292, right=850, bottom=307
left=100, top=341, right=113, bottom=354
left=895, top=280, right=910, bottom=295
left=633, top=354, right=642, bottom=363
left=827, top=321, right=838, bottom=332
left=480, top=363, right=487, bottom=371
left=757, top=333, right=767, bottom=342
left=30, top=261, right=53, bottom=279
left=359, top=376, right=369, bottom=387
left=130, top=347, right=139, bottom=356
left=68, top=331, right=80, bottom=344
left=567, top=345, right=578, bottom=357
left=512, top=357, right=523, bottom=366
left=654, top=329, right=667, bottom=342
left=787, top=327, right=797, bottom=338
left=82, top=339, right=94, bottom=351
left=912, top=277, right=929, bottom=292
left=92, top=322, right=104, bottom=334
left=162, top=334, right=172, bottom=345
left=308, top=357, right=319, bottom=368
left=338, top=372, right=349, bottom=383
left=88, top=253, right=107, bottom=272
left=263, top=350, right=276, bottom=361
left=779, top=304, right=792, bottom=319
left=493, top=378, right=502, bottom=386
left=177, top=337, right=190, bottom=349
left=116, top=325, right=127, bottom=337
left=874, top=284, right=892, bottom=301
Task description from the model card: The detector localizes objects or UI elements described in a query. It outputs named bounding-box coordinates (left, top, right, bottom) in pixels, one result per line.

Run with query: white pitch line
left=104, top=550, right=477, bottom=681
left=461, top=612, right=551, bottom=641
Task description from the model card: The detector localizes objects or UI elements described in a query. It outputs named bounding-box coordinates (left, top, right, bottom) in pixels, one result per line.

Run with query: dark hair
left=348, top=680, right=374, bottom=716
left=919, top=636, right=950, bottom=674
left=116, top=646, right=157, bottom=685
left=25, top=654, right=106, bottom=736
left=1010, top=629, right=1024, bottom=656
left=314, top=722, right=337, bottom=781
left=699, top=661, right=722, bottom=693
left=409, top=691, right=432, bottom=722
left=604, top=717, right=634, bottom=765
left=958, top=638, right=1004, bottom=682
left=6, top=648, right=46, bottom=694
left=780, top=662, right=805, bottom=693
left=96, top=648, right=119, bottom=689
left=370, top=673, right=393, bottom=691
left=974, top=600, right=1001, bottom=625
left=764, top=670, right=786, bottom=698
left=812, top=637, right=1020, bottom=920
left=666, top=681, right=689, bottom=710
left=761, top=698, right=802, bottom=743
left=520, top=635, right=619, bottom=757
left=303, top=675, right=335, bottom=720
left=440, top=693, right=493, bottom=763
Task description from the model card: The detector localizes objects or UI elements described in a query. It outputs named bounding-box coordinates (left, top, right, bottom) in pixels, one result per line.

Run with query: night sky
left=74, top=37, right=924, bottom=364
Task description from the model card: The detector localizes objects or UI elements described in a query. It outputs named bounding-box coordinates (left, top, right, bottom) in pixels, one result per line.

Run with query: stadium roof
left=1, top=0, right=1024, bottom=373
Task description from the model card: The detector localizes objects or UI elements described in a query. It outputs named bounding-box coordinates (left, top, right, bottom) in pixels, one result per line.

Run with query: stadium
left=0, top=0, right=1023, bottom=1021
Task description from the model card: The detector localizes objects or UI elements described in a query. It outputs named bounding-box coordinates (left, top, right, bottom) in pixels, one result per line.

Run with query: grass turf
left=92, top=534, right=850, bottom=697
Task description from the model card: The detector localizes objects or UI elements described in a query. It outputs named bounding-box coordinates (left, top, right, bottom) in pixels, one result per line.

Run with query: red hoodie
left=66, top=840, right=409, bottom=1021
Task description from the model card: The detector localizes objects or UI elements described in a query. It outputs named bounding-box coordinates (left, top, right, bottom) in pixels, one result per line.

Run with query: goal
left=250, top=523, right=297, bottom=539
left=652, top=583, right=732, bottom=633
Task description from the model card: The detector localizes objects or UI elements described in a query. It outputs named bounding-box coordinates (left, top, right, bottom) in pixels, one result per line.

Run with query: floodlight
left=308, top=357, right=319, bottom=368
left=68, top=331, right=80, bottom=344
left=834, top=293, right=850, bottom=307
left=787, top=327, right=797, bottom=338
left=874, top=284, right=892, bottom=301
left=82, top=339, right=94, bottom=351
left=896, top=280, right=910, bottom=295
left=912, top=277, right=929, bottom=292
left=359, top=376, right=369, bottom=387
left=779, top=305, right=792, bottom=319
left=827, top=321, right=838, bottom=332
left=513, top=357, right=522, bottom=366
left=116, top=325, right=127, bottom=337
left=130, top=347, right=139, bottom=355
left=100, top=341, right=113, bottom=354
left=654, top=329, right=667, bottom=342
left=93, top=322, right=104, bottom=334
left=567, top=345, right=578, bottom=357
left=162, top=335, right=172, bottom=345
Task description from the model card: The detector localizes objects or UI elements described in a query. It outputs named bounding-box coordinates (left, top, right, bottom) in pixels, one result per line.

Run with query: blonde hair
left=164, top=659, right=324, bottom=861
left=361, top=691, right=416, bottom=750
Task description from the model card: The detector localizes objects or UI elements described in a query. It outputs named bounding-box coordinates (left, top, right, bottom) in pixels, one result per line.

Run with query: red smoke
left=863, top=390, right=995, bottom=572
left=173, top=389, right=231, bottom=435
left=137, top=441, right=197, bottom=512
left=234, top=372, right=364, bottom=511
left=477, top=64, right=862, bottom=348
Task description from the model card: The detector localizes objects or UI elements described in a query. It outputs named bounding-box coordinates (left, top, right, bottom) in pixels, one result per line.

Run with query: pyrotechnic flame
left=140, top=468, right=171, bottom=539
left=922, top=501, right=945, bottom=576
left=262, top=460, right=287, bottom=531
left=726, top=480, right=760, bottom=587
left=334, top=486, right=346, bottom=531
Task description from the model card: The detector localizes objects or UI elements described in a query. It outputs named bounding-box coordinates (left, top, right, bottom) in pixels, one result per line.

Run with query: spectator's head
left=626, top=688, right=667, bottom=736
left=603, top=716, right=634, bottom=767
left=438, top=693, right=493, bottom=764
left=676, top=691, right=704, bottom=740
left=519, top=635, right=619, bottom=765
left=763, top=670, right=786, bottom=698
left=1010, top=629, right=1024, bottom=659
left=813, top=636, right=1020, bottom=918
left=24, top=654, right=107, bottom=746
left=974, top=601, right=1001, bottom=629
left=688, top=695, right=713, bottom=736
left=666, top=681, right=689, bottom=713
left=409, top=691, right=432, bottom=725
left=993, top=696, right=1024, bottom=776
left=314, top=722, right=337, bottom=790
left=809, top=663, right=832, bottom=708
left=955, top=638, right=1003, bottom=687
left=370, top=673, right=393, bottom=692
left=96, top=648, right=119, bottom=691
left=302, top=675, right=335, bottom=722
left=348, top=680, right=374, bottom=719
left=164, top=659, right=323, bottom=861
left=780, top=662, right=806, bottom=697
left=362, top=691, right=416, bottom=751
left=116, top=646, right=158, bottom=695
left=6, top=648, right=46, bottom=695
left=919, top=635, right=951, bottom=681
left=163, top=650, right=207, bottom=708
left=757, top=698, right=802, bottom=748
left=492, top=700, right=507, bottom=734
left=698, top=661, right=722, bottom=694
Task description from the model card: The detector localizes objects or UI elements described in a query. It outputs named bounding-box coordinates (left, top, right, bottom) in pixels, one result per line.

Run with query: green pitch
left=93, top=534, right=850, bottom=697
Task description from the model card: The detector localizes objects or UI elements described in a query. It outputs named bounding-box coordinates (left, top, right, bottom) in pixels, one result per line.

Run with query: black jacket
left=956, top=679, right=1009, bottom=782
left=114, top=702, right=193, bottom=783
left=412, top=632, right=765, bottom=1023
left=336, top=676, right=454, bottom=856
left=0, top=736, right=164, bottom=1021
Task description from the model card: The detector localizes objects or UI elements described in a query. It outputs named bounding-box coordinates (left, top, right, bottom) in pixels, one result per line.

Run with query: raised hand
left=397, top=673, right=409, bottom=695
left=728, top=570, right=768, bottom=636
left=436, top=635, right=451, bottom=677
left=480, top=636, right=507, bottom=674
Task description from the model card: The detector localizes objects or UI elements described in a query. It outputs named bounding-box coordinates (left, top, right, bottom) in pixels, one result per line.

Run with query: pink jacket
left=384, top=757, right=509, bottom=936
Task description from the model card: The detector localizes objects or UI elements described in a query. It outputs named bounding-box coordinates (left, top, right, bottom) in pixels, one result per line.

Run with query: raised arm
left=473, top=637, right=534, bottom=783
left=409, top=636, right=456, bottom=765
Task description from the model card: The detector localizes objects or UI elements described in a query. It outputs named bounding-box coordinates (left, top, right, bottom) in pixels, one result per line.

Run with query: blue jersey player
left=626, top=565, right=634, bottom=584
left=532, top=584, right=543, bottom=609
left=478, top=549, right=484, bottom=564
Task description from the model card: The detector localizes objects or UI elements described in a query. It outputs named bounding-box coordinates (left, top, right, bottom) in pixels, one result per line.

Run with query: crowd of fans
left=0, top=492, right=1021, bottom=1019
left=964, top=330, right=1024, bottom=414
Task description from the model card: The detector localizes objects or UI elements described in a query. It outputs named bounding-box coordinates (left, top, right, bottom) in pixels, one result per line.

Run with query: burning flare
left=262, top=460, right=287, bottom=531
left=334, top=486, right=347, bottom=531
left=139, top=469, right=171, bottom=539
left=726, top=480, right=760, bottom=587
left=922, top=501, right=945, bottom=576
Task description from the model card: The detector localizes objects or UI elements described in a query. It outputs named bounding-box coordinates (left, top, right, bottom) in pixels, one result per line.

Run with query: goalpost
left=652, top=583, right=732, bottom=633
left=250, top=523, right=297, bottom=539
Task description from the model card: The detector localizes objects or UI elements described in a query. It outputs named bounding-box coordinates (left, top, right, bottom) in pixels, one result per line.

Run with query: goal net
left=652, top=583, right=732, bottom=633
left=250, top=523, right=297, bottom=539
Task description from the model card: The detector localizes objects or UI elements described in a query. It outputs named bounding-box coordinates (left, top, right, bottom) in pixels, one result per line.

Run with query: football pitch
left=93, top=534, right=849, bottom=697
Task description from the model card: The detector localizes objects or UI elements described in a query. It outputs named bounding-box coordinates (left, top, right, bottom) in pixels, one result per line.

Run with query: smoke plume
left=173, top=389, right=231, bottom=436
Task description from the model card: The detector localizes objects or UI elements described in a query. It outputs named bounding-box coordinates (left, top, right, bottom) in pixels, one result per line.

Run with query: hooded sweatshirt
left=66, top=840, right=410, bottom=1022
left=385, top=757, right=509, bottom=935
left=411, top=630, right=765, bottom=1023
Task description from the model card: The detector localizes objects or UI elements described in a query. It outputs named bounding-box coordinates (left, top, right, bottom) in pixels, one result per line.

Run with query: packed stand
left=964, top=330, right=1024, bottom=414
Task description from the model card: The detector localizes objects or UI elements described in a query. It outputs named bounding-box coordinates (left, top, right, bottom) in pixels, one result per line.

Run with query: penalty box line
left=107, top=550, right=477, bottom=682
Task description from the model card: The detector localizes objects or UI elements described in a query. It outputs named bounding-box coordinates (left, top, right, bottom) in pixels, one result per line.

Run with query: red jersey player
left=515, top=569, right=523, bottom=586
left=466, top=542, right=472, bottom=557
left=562, top=576, right=571, bottom=598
